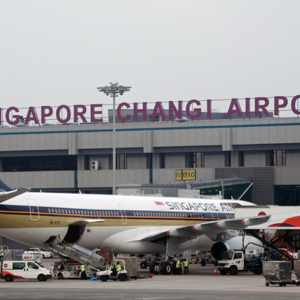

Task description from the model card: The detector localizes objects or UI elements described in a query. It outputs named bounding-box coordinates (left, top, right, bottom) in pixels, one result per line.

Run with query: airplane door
left=117, top=204, right=127, bottom=225
left=211, top=211, right=219, bottom=221
left=26, top=198, right=40, bottom=221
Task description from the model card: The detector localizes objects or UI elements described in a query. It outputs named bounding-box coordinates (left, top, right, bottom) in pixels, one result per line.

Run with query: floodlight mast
left=97, top=83, right=131, bottom=195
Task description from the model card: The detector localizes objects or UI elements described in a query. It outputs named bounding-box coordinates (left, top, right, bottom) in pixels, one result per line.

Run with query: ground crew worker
left=184, top=259, right=189, bottom=274
left=116, top=262, right=122, bottom=272
left=176, top=258, right=181, bottom=275
left=55, top=235, right=63, bottom=245
left=80, top=264, right=87, bottom=280
left=111, top=262, right=117, bottom=276
left=0, top=247, right=3, bottom=255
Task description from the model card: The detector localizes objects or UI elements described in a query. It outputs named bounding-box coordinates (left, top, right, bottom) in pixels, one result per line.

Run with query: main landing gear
left=147, top=260, right=180, bottom=275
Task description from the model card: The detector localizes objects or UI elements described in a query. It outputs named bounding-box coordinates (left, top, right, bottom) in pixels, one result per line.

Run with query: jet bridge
left=50, top=243, right=106, bottom=271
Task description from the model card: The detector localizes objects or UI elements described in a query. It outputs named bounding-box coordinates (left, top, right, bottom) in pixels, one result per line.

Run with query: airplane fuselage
left=0, top=192, right=252, bottom=254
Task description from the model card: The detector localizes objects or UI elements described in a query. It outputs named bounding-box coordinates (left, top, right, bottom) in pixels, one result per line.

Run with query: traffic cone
left=213, top=267, right=217, bottom=275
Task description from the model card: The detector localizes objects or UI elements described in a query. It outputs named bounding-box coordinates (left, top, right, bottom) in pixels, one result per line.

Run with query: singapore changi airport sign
left=1, top=95, right=300, bottom=125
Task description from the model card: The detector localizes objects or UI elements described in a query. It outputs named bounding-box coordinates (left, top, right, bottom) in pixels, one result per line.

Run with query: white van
left=2, top=260, right=52, bottom=281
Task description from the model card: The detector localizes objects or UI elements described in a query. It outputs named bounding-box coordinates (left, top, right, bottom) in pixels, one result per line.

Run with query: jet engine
left=211, top=235, right=263, bottom=260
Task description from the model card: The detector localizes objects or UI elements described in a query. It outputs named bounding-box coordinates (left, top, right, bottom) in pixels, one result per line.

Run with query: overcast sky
left=1, top=0, right=299, bottom=111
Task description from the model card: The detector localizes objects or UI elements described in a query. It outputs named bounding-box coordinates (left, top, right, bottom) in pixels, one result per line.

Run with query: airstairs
left=49, top=242, right=106, bottom=271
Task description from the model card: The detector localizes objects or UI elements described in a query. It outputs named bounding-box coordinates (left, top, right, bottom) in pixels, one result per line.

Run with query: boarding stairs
left=245, top=229, right=294, bottom=261
left=49, top=242, right=106, bottom=271
left=274, top=239, right=298, bottom=260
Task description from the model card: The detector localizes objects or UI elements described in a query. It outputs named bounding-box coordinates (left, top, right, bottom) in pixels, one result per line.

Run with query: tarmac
left=1, top=260, right=300, bottom=299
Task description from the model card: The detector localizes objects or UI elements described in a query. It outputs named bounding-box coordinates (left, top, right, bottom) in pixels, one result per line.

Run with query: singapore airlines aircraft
left=0, top=180, right=299, bottom=263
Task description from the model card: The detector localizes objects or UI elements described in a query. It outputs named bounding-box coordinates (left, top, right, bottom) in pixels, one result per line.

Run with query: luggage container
left=295, top=260, right=300, bottom=281
left=263, top=261, right=300, bottom=286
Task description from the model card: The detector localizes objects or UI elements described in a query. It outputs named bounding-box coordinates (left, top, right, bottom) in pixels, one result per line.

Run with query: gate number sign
left=175, top=169, right=196, bottom=181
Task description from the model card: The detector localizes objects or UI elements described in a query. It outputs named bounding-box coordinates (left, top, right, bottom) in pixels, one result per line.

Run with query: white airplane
left=0, top=180, right=299, bottom=271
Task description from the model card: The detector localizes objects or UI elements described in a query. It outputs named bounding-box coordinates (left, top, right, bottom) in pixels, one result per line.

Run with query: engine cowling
left=211, top=236, right=263, bottom=260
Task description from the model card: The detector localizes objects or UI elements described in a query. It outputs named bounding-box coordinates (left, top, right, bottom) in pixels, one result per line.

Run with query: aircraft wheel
left=161, top=262, right=172, bottom=275
left=100, top=275, right=108, bottom=282
left=140, top=261, right=148, bottom=269
left=5, top=275, right=13, bottom=282
left=229, top=266, right=238, bottom=276
left=149, top=262, right=160, bottom=275
left=265, top=282, right=269, bottom=286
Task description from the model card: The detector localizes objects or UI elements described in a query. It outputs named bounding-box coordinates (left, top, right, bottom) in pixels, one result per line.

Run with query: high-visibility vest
left=184, top=260, right=189, bottom=267
left=116, top=264, right=122, bottom=272
left=81, top=265, right=86, bottom=272
left=176, top=260, right=181, bottom=268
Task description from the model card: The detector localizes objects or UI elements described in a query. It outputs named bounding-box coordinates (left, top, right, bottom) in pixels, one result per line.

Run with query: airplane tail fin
left=0, top=179, right=13, bottom=192
left=0, top=179, right=30, bottom=203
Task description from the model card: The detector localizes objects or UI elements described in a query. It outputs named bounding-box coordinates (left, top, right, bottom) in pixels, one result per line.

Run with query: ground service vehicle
left=218, top=243, right=283, bottom=275
left=24, top=248, right=54, bottom=259
left=97, top=257, right=138, bottom=282
left=1, top=260, right=52, bottom=281
left=52, top=259, right=95, bottom=279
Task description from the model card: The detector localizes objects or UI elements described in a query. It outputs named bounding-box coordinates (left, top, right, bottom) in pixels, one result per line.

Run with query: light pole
left=97, top=83, right=131, bottom=195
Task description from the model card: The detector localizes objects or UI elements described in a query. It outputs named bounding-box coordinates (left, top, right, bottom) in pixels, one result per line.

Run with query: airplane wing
left=127, top=212, right=300, bottom=244
left=0, top=187, right=31, bottom=203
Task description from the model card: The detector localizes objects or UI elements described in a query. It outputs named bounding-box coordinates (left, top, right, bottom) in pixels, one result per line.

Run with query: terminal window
left=2, top=155, right=77, bottom=172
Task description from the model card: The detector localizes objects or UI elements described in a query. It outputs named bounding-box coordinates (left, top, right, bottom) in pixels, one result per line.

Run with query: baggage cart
left=263, top=261, right=300, bottom=286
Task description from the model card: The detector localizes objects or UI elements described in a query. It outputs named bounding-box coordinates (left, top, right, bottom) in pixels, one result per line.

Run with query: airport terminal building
left=1, top=95, right=300, bottom=206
